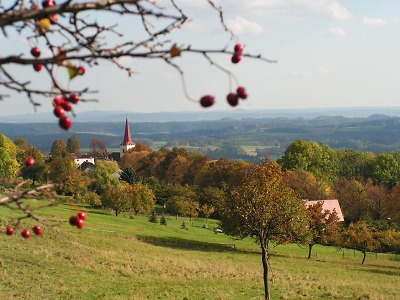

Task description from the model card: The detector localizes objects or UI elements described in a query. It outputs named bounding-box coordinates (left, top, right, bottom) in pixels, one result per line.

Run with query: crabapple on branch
left=1, top=0, right=276, bottom=130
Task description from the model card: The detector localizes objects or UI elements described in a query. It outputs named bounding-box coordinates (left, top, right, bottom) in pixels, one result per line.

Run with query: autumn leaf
left=36, top=18, right=51, bottom=32
left=66, top=62, right=79, bottom=80
left=170, top=44, right=182, bottom=58
left=57, top=48, right=67, bottom=66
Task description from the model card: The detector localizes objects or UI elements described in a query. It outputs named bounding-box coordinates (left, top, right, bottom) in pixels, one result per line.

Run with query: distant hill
left=1, top=110, right=400, bottom=162
left=2, top=107, right=400, bottom=123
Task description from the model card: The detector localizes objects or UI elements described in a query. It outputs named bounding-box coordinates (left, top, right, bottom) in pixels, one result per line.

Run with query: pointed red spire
left=121, top=118, right=134, bottom=145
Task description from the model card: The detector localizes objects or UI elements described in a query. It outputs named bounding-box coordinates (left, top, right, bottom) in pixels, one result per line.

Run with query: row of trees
left=2, top=133, right=400, bottom=300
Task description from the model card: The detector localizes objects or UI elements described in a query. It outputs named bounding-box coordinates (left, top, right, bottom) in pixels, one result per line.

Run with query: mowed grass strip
left=0, top=203, right=399, bottom=299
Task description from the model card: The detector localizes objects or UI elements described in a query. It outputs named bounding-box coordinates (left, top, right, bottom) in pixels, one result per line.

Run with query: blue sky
left=2, top=0, right=400, bottom=116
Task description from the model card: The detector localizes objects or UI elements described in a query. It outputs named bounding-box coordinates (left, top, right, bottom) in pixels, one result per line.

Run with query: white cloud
left=240, top=0, right=353, bottom=20
left=326, top=27, right=347, bottom=37
left=362, top=17, right=388, bottom=26
left=226, top=16, right=264, bottom=36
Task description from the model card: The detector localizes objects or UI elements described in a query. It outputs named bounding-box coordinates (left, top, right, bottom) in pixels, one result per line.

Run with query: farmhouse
left=304, top=199, right=345, bottom=222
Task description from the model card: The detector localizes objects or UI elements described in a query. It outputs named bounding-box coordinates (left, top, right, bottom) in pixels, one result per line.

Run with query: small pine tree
left=148, top=210, right=158, bottom=223
left=160, top=213, right=167, bottom=226
left=181, top=220, right=188, bottom=230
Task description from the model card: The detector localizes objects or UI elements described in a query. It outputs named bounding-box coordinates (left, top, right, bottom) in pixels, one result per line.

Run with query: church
left=119, top=118, right=135, bottom=158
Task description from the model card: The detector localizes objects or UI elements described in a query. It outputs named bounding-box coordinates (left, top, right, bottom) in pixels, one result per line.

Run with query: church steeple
left=119, top=118, right=135, bottom=158
left=122, top=118, right=134, bottom=146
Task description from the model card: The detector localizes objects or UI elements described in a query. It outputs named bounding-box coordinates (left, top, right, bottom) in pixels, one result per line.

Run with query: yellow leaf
left=170, top=44, right=182, bottom=58
left=36, top=18, right=51, bottom=32
left=66, top=62, right=79, bottom=80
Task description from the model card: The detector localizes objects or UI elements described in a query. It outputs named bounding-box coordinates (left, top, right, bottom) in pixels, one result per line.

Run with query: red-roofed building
left=119, top=118, right=135, bottom=158
left=304, top=199, right=345, bottom=222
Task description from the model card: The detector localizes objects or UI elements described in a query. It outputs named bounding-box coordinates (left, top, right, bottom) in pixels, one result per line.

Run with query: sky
left=2, top=0, right=400, bottom=117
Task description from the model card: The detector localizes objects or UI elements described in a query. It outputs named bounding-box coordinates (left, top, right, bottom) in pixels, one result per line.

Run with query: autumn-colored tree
left=166, top=196, right=200, bottom=218
left=199, top=157, right=253, bottom=190
left=283, top=169, right=334, bottom=200
left=120, top=149, right=151, bottom=170
left=340, top=221, right=380, bottom=265
left=335, top=178, right=371, bottom=223
left=183, top=153, right=211, bottom=185
left=101, top=185, right=130, bottom=217
left=387, top=184, right=400, bottom=224
left=50, top=139, right=67, bottom=157
left=14, top=137, right=30, bottom=150
left=48, top=152, right=77, bottom=184
left=305, top=201, right=340, bottom=259
left=66, top=135, right=81, bottom=156
left=64, top=172, right=94, bottom=200
left=220, top=162, right=309, bottom=300
left=124, top=182, right=156, bottom=215
left=364, top=179, right=389, bottom=221
left=19, top=146, right=47, bottom=185
left=82, top=191, right=102, bottom=208
left=0, top=134, right=20, bottom=178
left=88, top=138, right=108, bottom=158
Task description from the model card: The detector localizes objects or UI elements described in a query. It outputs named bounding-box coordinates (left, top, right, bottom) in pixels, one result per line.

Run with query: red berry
left=6, top=226, right=14, bottom=236
left=69, top=93, right=80, bottom=104
left=53, top=97, right=64, bottom=107
left=77, top=66, right=85, bottom=76
left=234, top=43, right=244, bottom=54
left=236, top=86, right=248, bottom=99
left=231, top=54, right=242, bottom=64
left=33, top=63, right=43, bottom=72
left=21, top=229, right=31, bottom=239
left=30, top=47, right=41, bottom=58
left=59, top=116, right=72, bottom=130
left=53, top=106, right=65, bottom=118
left=50, top=14, right=58, bottom=24
left=76, top=218, right=84, bottom=229
left=199, top=95, right=215, bottom=108
left=42, top=0, right=54, bottom=8
left=69, top=216, right=78, bottom=226
left=77, top=211, right=86, bottom=221
left=61, top=101, right=72, bottom=112
left=227, top=93, right=239, bottom=107
left=33, top=225, right=43, bottom=236
left=25, top=156, right=35, bottom=167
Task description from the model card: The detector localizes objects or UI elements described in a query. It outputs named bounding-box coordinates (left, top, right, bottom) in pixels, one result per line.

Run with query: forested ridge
left=1, top=114, right=399, bottom=160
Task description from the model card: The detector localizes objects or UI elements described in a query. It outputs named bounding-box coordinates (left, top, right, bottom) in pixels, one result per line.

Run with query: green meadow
left=0, top=202, right=399, bottom=300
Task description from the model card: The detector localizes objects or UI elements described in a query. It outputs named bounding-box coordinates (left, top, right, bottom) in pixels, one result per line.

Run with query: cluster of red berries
left=199, top=43, right=248, bottom=108
left=226, top=86, right=248, bottom=107
left=41, top=0, right=58, bottom=22
left=6, top=225, right=43, bottom=239
left=231, top=43, right=244, bottom=64
left=52, top=93, right=81, bottom=130
left=69, top=211, right=86, bottom=229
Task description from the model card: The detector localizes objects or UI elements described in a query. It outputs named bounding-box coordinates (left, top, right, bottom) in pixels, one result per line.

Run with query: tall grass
left=0, top=203, right=399, bottom=299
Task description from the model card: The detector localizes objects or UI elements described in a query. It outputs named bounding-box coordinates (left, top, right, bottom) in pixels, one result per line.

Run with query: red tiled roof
left=305, top=199, right=345, bottom=222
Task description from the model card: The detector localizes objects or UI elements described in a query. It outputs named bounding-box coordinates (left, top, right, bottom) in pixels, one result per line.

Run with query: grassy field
left=0, top=202, right=399, bottom=300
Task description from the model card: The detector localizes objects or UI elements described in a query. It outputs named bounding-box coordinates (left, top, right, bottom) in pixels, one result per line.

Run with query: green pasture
left=0, top=202, right=399, bottom=300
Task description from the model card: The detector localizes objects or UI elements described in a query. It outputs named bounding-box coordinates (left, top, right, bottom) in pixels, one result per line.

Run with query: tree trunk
left=115, top=210, right=119, bottom=217
left=362, top=250, right=367, bottom=265
left=308, top=244, right=313, bottom=259
left=260, top=241, right=270, bottom=300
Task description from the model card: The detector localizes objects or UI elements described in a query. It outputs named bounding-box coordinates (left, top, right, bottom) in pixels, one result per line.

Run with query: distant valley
left=1, top=108, right=400, bottom=161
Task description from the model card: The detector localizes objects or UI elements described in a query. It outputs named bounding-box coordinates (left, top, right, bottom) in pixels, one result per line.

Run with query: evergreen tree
left=160, top=213, right=167, bottom=226
left=148, top=210, right=158, bottom=223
